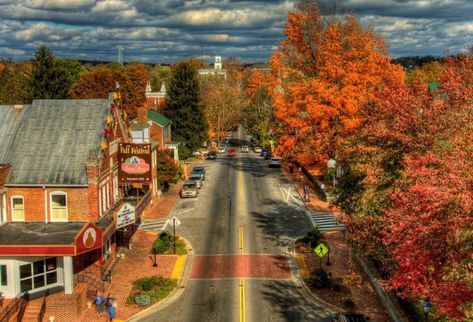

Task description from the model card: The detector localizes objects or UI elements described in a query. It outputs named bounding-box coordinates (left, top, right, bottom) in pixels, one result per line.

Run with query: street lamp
left=327, top=159, right=337, bottom=187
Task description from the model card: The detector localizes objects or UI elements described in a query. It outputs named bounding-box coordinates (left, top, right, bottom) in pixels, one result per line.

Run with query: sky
left=0, top=0, right=472, bottom=64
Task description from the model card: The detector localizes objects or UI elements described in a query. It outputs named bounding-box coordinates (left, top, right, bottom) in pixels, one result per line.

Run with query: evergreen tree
left=29, top=45, right=69, bottom=99
left=165, top=61, right=208, bottom=159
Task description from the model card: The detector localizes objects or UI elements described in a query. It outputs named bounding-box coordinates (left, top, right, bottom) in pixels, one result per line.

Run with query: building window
left=0, top=265, right=7, bottom=286
left=19, top=258, right=57, bottom=292
left=11, top=196, right=24, bottom=221
left=50, top=193, right=67, bottom=222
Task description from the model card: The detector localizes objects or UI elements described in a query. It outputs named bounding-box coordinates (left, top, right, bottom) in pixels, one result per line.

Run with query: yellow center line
left=238, top=169, right=244, bottom=212
left=239, top=227, right=244, bottom=253
left=239, top=278, right=246, bottom=322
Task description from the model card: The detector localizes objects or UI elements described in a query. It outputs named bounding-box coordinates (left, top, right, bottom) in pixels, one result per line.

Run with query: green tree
left=0, top=61, right=29, bottom=104
left=29, top=45, right=69, bottom=99
left=55, top=58, right=85, bottom=97
left=165, top=61, right=208, bottom=159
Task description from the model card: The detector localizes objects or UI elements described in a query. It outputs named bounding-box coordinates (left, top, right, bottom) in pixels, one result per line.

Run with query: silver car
left=180, top=181, right=198, bottom=198
left=188, top=174, right=203, bottom=189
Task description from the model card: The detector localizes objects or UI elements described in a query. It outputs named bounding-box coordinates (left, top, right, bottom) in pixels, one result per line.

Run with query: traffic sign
left=314, top=243, right=329, bottom=258
left=171, top=216, right=181, bottom=227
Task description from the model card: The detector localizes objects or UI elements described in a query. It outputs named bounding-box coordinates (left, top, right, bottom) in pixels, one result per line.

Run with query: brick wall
left=6, top=187, right=89, bottom=222
left=45, top=283, right=88, bottom=321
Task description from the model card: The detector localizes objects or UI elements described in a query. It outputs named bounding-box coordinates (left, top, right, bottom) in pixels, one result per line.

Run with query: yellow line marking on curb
left=171, top=255, right=186, bottom=279
left=239, top=227, right=244, bottom=254
left=239, top=278, right=246, bottom=322
left=295, top=254, right=310, bottom=278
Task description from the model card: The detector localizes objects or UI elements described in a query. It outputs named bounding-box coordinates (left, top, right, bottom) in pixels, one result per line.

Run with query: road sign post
left=170, top=216, right=181, bottom=254
left=314, top=242, right=329, bottom=268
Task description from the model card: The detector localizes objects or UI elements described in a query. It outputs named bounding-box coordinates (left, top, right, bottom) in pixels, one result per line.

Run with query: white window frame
left=10, top=195, right=25, bottom=222
left=49, top=192, right=68, bottom=222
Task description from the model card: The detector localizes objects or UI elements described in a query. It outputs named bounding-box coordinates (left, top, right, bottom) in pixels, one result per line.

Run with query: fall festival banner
left=118, top=142, right=152, bottom=183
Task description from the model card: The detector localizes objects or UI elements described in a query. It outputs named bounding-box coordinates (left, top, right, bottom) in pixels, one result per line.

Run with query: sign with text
left=118, top=143, right=151, bottom=183
left=116, top=202, right=136, bottom=229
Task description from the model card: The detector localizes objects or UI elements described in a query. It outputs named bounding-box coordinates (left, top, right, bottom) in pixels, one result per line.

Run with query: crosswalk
left=306, top=211, right=345, bottom=232
left=139, top=220, right=166, bottom=232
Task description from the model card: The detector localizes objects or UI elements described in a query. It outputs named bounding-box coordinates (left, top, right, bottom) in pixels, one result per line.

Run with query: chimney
left=137, top=106, right=148, bottom=124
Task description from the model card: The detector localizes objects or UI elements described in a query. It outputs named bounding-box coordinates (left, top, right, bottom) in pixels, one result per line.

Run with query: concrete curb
left=126, top=238, right=195, bottom=322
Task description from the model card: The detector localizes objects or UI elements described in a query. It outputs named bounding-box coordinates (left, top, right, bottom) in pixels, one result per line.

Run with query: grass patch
left=127, top=276, right=177, bottom=305
left=153, top=232, right=187, bottom=255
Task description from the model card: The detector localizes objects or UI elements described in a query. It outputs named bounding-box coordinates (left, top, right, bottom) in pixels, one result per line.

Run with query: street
left=136, top=128, right=334, bottom=322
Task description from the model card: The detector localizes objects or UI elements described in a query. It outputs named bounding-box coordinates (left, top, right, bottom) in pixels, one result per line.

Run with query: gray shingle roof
left=4, top=99, right=110, bottom=185
left=0, top=105, right=28, bottom=163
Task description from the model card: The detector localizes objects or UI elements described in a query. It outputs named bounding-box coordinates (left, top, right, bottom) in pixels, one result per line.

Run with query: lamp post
left=149, top=248, right=157, bottom=267
left=327, top=159, right=337, bottom=187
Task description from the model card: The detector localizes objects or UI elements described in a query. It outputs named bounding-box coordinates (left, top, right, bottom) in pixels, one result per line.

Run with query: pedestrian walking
left=106, top=295, right=117, bottom=322
left=94, top=290, right=105, bottom=314
left=303, top=185, right=310, bottom=202
left=422, top=298, right=432, bottom=322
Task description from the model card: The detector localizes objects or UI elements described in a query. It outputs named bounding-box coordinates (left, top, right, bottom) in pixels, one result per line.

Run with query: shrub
left=296, top=227, right=323, bottom=249
left=307, top=268, right=331, bottom=288
left=343, top=298, right=356, bottom=310
left=153, top=239, right=168, bottom=254
left=134, top=276, right=159, bottom=292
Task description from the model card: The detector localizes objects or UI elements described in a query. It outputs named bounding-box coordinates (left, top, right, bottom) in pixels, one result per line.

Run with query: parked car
left=217, top=145, right=227, bottom=154
left=264, top=152, right=272, bottom=160
left=241, top=145, right=249, bottom=153
left=180, top=181, right=198, bottom=198
left=268, top=157, right=281, bottom=168
left=260, top=148, right=269, bottom=157
left=206, top=151, right=217, bottom=160
left=191, top=166, right=206, bottom=181
left=332, top=313, right=370, bottom=322
left=254, top=146, right=262, bottom=153
left=227, top=148, right=236, bottom=157
left=188, top=174, right=203, bottom=189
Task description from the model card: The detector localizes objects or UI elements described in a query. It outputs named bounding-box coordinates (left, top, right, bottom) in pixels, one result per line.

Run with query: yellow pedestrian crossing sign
left=314, top=243, right=329, bottom=257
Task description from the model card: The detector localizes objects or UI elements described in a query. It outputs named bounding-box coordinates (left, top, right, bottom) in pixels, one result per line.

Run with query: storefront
left=0, top=222, right=103, bottom=298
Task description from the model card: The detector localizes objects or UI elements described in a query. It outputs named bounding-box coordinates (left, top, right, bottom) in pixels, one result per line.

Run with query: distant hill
left=391, top=55, right=443, bottom=69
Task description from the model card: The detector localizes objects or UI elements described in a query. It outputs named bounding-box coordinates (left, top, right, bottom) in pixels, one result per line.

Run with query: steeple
left=145, top=81, right=152, bottom=93
left=160, top=82, right=166, bottom=94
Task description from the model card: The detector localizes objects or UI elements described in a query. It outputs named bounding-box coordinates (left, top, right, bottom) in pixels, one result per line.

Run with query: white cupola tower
left=214, top=56, right=222, bottom=70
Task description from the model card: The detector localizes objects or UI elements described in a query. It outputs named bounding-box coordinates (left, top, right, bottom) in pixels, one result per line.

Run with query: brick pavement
left=190, top=255, right=291, bottom=279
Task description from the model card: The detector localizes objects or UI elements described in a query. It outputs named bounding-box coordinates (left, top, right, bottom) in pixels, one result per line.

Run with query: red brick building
left=0, top=94, right=157, bottom=300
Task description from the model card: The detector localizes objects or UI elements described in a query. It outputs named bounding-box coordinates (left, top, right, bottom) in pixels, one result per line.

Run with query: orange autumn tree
left=270, top=1, right=404, bottom=165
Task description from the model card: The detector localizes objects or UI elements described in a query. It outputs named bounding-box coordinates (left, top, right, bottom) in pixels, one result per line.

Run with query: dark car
left=332, top=313, right=370, bottom=322
left=206, top=151, right=217, bottom=160
left=191, top=166, right=206, bottom=181
left=264, top=152, right=272, bottom=160
left=260, top=148, right=269, bottom=157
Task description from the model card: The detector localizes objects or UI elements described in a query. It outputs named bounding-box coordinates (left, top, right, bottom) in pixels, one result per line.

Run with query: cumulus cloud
left=0, top=0, right=471, bottom=62
left=25, top=0, right=95, bottom=10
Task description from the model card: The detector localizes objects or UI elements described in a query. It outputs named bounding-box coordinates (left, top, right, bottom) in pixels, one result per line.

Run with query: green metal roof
left=148, top=110, right=171, bottom=127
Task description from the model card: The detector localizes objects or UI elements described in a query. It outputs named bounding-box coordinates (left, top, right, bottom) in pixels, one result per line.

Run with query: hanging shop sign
left=118, top=143, right=151, bottom=183
left=116, top=202, right=136, bottom=229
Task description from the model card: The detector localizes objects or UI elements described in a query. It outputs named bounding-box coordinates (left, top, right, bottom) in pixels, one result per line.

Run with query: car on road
left=206, top=151, right=217, bottom=160
left=191, top=166, right=206, bottom=181
left=217, top=145, right=227, bottom=154
left=227, top=148, right=236, bottom=157
left=253, top=146, right=262, bottom=153
left=332, top=313, right=370, bottom=322
left=180, top=181, right=198, bottom=198
left=241, top=145, right=249, bottom=153
left=188, top=174, right=203, bottom=189
left=260, top=148, right=269, bottom=157
left=264, top=152, right=272, bottom=160
left=222, top=137, right=230, bottom=145
left=268, top=157, right=281, bottom=168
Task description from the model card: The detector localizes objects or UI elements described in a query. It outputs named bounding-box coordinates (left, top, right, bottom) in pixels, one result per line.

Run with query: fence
left=0, top=291, right=29, bottom=322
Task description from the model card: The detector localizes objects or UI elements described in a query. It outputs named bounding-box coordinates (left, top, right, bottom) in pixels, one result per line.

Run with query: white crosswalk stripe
left=306, top=211, right=345, bottom=232
left=139, top=220, right=166, bottom=232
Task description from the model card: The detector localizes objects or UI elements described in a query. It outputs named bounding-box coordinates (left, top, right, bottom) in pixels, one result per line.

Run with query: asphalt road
left=136, top=128, right=334, bottom=322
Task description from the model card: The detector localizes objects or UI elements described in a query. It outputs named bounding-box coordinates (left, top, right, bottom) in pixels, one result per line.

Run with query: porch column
left=63, top=256, right=73, bottom=294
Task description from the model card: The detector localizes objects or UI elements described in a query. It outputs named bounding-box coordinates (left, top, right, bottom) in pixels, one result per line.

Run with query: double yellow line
left=239, top=227, right=246, bottom=322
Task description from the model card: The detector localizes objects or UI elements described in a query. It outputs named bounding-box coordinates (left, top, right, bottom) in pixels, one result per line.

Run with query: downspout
left=43, top=186, right=48, bottom=224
